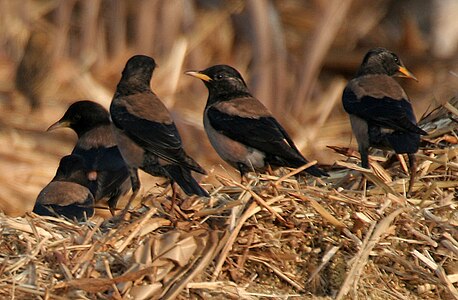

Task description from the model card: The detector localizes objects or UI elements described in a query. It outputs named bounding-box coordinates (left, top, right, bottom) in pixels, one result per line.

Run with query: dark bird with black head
left=342, top=48, right=427, bottom=195
left=48, top=101, right=130, bottom=215
left=33, top=155, right=95, bottom=221
left=186, top=65, right=328, bottom=179
left=110, top=55, right=208, bottom=215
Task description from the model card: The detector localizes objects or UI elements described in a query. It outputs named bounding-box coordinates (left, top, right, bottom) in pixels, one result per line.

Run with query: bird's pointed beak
left=185, top=71, right=212, bottom=82
left=397, top=66, right=418, bottom=81
left=47, top=120, right=70, bottom=131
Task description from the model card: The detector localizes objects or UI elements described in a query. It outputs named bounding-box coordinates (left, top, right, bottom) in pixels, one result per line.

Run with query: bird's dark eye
left=215, top=73, right=224, bottom=80
left=393, top=56, right=400, bottom=64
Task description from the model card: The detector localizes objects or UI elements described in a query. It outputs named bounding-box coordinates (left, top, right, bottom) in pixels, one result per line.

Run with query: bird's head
left=54, top=154, right=87, bottom=179
left=47, top=100, right=110, bottom=136
left=121, top=55, right=157, bottom=83
left=359, top=48, right=417, bottom=81
left=186, top=65, right=250, bottom=100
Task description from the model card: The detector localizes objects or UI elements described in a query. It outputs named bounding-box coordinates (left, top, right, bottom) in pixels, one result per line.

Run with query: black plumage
left=33, top=155, right=95, bottom=221
left=110, top=55, right=208, bottom=213
left=342, top=48, right=427, bottom=194
left=47, top=101, right=130, bottom=214
left=186, top=65, right=328, bottom=178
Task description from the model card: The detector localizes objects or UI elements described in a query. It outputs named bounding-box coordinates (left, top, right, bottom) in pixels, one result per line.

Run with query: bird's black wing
left=207, top=106, right=306, bottom=164
left=72, top=145, right=127, bottom=171
left=111, top=103, right=204, bottom=173
left=343, top=87, right=426, bottom=135
left=93, top=168, right=130, bottom=200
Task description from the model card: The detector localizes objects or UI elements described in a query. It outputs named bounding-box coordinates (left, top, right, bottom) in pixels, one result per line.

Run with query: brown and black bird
left=110, top=55, right=208, bottom=212
left=33, top=155, right=95, bottom=221
left=15, top=29, right=54, bottom=109
left=342, top=48, right=427, bottom=193
left=186, top=65, right=328, bottom=178
left=48, top=101, right=130, bottom=214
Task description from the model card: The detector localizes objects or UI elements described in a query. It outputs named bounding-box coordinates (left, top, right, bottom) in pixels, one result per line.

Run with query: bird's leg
left=118, top=168, right=140, bottom=218
left=237, top=163, right=246, bottom=184
left=170, top=181, right=177, bottom=215
left=107, top=192, right=121, bottom=216
left=359, top=145, right=370, bottom=169
left=407, top=153, right=416, bottom=197
left=109, top=201, right=117, bottom=217
left=266, top=164, right=274, bottom=176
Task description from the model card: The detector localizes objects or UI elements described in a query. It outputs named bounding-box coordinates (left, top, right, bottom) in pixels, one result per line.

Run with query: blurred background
left=0, top=0, right=457, bottom=216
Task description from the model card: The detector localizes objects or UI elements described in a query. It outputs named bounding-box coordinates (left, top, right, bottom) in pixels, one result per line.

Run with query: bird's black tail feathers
left=182, top=154, right=207, bottom=175
left=164, top=165, right=209, bottom=197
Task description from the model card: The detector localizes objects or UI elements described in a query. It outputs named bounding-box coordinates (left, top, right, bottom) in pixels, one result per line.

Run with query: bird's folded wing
left=111, top=103, right=186, bottom=164
left=207, top=106, right=305, bottom=162
left=72, top=146, right=127, bottom=171
left=343, top=87, right=426, bottom=135
left=94, top=168, right=129, bottom=200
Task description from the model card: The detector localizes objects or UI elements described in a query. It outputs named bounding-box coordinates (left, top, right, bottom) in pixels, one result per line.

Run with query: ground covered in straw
left=1, top=98, right=458, bottom=299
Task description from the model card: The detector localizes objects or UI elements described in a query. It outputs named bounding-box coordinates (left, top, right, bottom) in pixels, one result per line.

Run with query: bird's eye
left=393, top=56, right=400, bottom=64
left=215, top=74, right=224, bottom=80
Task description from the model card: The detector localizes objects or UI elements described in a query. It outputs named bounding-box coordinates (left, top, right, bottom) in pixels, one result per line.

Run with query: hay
left=1, top=109, right=458, bottom=299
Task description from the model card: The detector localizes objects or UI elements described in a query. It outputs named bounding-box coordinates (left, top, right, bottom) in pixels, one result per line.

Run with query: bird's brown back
left=212, top=97, right=271, bottom=118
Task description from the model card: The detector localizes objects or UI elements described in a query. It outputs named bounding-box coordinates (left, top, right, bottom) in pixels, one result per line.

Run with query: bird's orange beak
left=47, top=120, right=70, bottom=131
left=185, top=71, right=212, bottom=82
left=397, top=66, right=418, bottom=81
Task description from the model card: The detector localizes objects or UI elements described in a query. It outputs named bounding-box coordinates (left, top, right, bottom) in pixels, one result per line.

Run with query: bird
left=110, top=55, right=208, bottom=214
left=185, top=64, right=328, bottom=178
left=47, top=100, right=130, bottom=215
left=15, top=29, right=54, bottom=109
left=33, top=155, right=95, bottom=221
left=341, top=47, right=427, bottom=194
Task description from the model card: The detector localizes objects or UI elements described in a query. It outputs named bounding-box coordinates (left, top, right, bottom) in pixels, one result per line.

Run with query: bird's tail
left=182, top=154, right=207, bottom=175
left=164, top=165, right=209, bottom=197
left=387, top=132, right=421, bottom=154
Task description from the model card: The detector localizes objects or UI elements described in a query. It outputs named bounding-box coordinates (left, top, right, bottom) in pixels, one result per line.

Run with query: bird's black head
left=357, top=48, right=417, bottom=80
left=47, top=100, right=110, bottom=137
left=120, top=55, right=156, bottom=89
left=54, top=154, right=89, bottom=183
left=186, top=65, right=251, bottom=104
